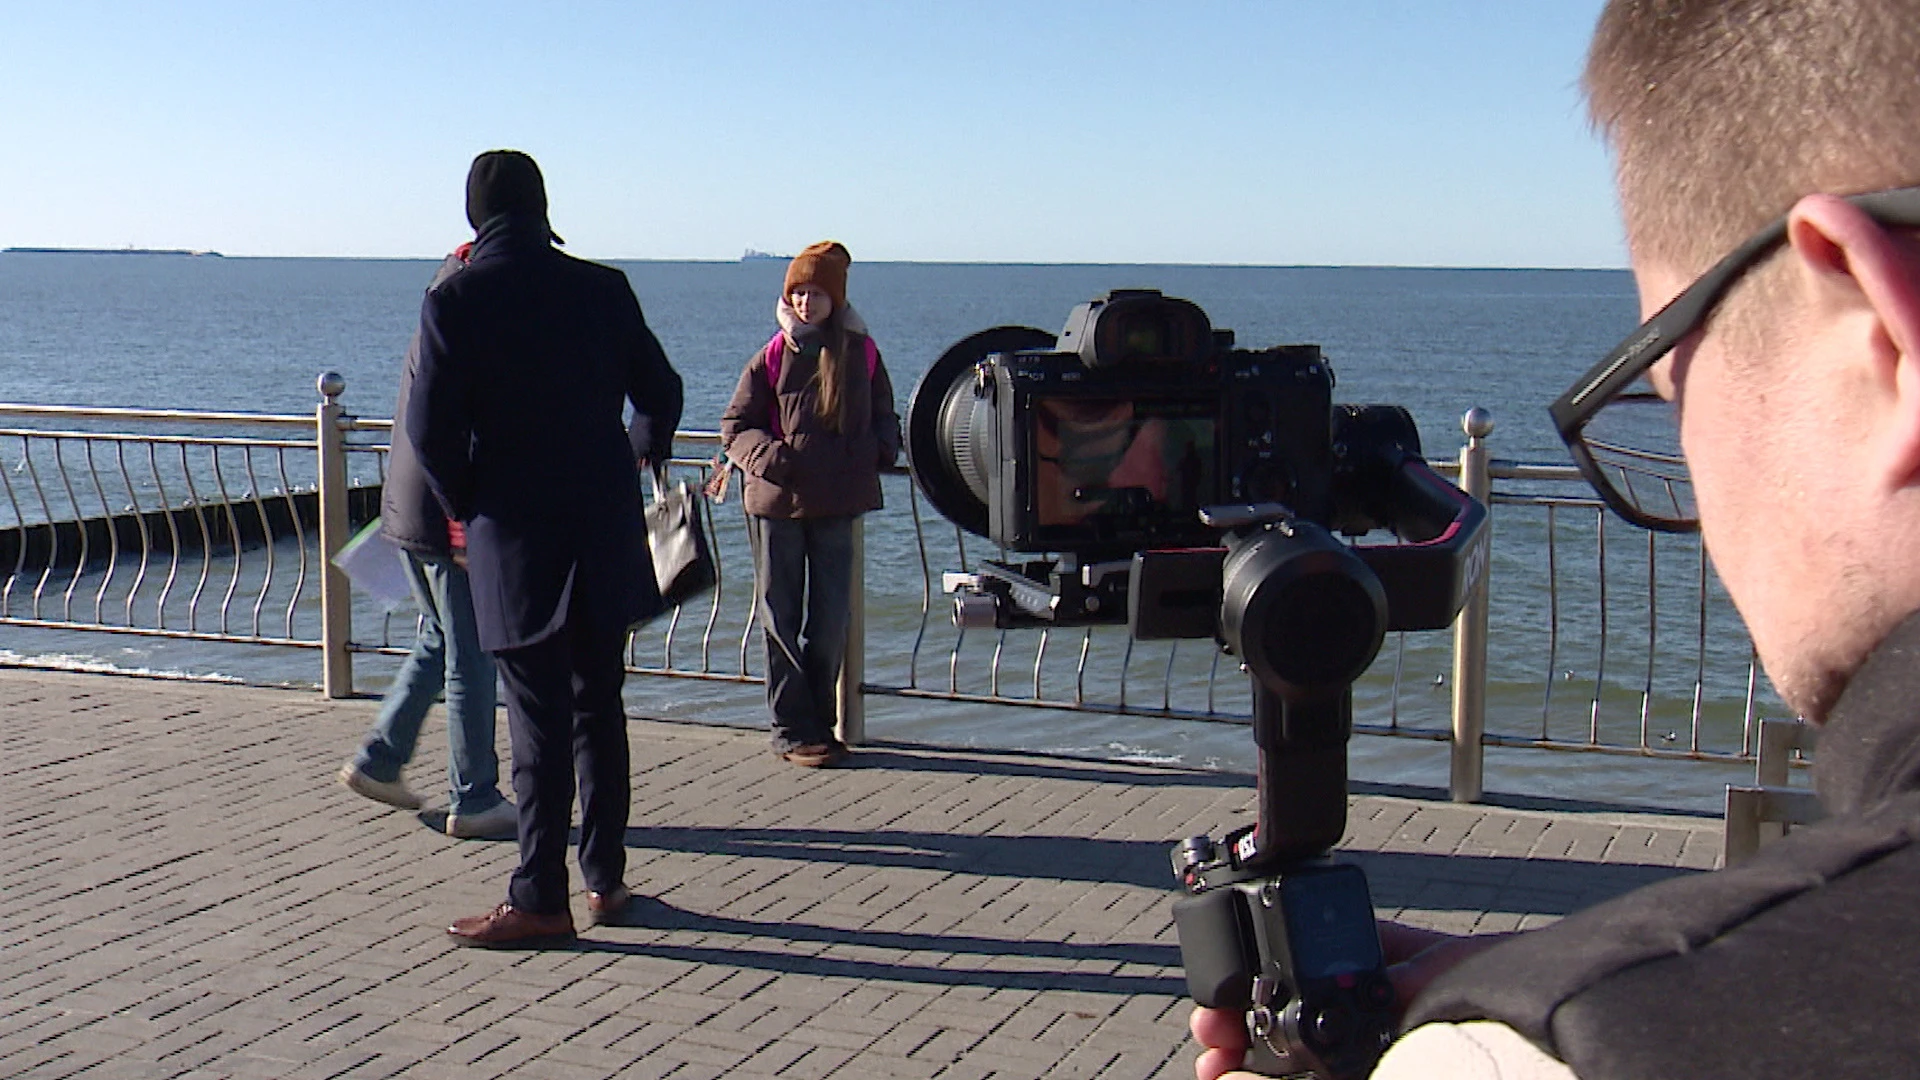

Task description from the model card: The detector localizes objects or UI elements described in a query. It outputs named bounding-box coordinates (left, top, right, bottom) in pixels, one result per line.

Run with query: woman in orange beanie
left=719, top=242, right=902, bottom=766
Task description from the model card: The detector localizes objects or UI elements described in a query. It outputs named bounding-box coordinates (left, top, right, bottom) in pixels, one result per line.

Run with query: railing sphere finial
left=317, top=372, right=346, bottom=401
left=1462, top=407, right=1494, bottom=441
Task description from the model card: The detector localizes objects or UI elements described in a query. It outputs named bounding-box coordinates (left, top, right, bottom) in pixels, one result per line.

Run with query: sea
left=0, top=251, right=1770, bottom=813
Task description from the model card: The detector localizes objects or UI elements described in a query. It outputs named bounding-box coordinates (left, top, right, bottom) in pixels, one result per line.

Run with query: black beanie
left=465, top=150, right=563, bottom=243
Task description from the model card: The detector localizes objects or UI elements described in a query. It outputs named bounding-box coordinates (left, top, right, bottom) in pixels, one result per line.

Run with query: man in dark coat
left=409, top=149, right=683, bottom=947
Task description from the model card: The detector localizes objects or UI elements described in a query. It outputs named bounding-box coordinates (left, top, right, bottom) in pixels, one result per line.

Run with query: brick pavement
left=0, top=668, right=1724, bottom=1079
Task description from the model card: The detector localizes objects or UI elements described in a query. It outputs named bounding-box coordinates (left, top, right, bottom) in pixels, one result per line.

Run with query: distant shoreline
left=0, top=248, right=1629, bottom=272
left=3, top=246, right=224, bottom=257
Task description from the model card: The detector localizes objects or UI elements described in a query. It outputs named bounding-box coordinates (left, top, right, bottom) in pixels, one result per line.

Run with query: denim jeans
left=752, top=515, right=855, bottom=752
left=352, top=550, right=505, bottom=815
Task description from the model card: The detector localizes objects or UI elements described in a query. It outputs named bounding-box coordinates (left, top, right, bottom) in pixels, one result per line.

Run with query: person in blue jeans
left=338, top=244, right=515, bottom=839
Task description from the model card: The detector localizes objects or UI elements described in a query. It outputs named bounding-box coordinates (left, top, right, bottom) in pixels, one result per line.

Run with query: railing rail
left=0, top=373, right=1790, bottom=799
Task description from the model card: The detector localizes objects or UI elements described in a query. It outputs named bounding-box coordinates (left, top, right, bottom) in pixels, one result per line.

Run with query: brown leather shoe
left=782, top=743, right=835, bottom=767
left=447, top=904, right=575, bottom=949
left=586, top=885, right=632, bottom=924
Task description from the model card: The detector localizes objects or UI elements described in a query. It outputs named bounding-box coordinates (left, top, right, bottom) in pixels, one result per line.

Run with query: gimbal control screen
left=1031, top=396, right=1215, bottom=528
left=1281, top=867, right=1383, bottom=981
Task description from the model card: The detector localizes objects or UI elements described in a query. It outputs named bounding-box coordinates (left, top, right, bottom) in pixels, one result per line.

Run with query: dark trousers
left=752, top=514, right=854, bottom=752
left=493, top=618, right=630, bottom=915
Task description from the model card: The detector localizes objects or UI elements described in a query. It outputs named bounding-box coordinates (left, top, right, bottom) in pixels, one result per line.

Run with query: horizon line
left=0, top=249, right=1630, bottom=273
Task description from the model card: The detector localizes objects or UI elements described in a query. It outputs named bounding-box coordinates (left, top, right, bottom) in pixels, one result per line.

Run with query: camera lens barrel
left=906, top=325, right=1058, bottom=540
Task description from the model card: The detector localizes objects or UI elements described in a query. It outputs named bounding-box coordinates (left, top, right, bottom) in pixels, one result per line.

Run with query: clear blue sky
left=0, top=2, right=1623, bottom=267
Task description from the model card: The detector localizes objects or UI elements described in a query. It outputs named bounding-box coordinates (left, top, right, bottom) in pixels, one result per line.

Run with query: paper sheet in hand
left=332, top=518, right=415, bottom=613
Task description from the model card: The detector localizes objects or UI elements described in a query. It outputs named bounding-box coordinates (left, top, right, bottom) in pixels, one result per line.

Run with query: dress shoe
left=339, top=763, right=423, bottom=810
left=446, top=799, right=517, bottom=839
left=586, top=885, right=633, bottom=924
left=781, top=743, right=835, bottom=767
left=447, top=904, right=575, bottom=949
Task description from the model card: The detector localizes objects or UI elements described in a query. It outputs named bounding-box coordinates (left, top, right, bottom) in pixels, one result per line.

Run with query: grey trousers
left=752, top=514, right=855, bottom=752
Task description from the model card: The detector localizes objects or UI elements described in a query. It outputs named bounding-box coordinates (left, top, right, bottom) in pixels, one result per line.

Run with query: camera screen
left=1281, top=867, right=1383, bottom=981
left=1032, top=396, right=1215, bottom=528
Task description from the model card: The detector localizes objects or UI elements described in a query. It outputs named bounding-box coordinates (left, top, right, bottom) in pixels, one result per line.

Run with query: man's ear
left=1788, top=194, right=1920, bottom=490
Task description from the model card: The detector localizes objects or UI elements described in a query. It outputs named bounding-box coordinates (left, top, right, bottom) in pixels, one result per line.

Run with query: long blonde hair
left=812, top=316, right=851, bottom=434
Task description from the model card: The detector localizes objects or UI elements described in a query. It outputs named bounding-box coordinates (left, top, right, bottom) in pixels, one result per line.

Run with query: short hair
left=1584, top=0, right=1920, bottom=277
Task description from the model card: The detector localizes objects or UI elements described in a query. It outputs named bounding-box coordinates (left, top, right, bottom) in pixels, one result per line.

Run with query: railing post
left=836, top=515, right=867, bottom=746
left=317, top=372, right=354, bottom=698
left=1449, top=407, right=1494, bottom=802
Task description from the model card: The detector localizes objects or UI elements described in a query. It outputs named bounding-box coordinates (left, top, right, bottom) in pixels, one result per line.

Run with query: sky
left=0, top=2, right=1624, bottom=267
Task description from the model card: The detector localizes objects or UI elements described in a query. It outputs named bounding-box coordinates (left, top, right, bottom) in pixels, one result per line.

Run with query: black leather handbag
left=644, top=467, right=716, bottom=609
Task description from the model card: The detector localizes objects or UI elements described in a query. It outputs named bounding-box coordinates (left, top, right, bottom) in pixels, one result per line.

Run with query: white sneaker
left=446, top=800, right=518, bottom=839
left=339, top=764, right=423, bottom=810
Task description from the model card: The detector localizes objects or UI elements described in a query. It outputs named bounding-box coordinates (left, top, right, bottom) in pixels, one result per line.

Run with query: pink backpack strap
left=764, top=333, right=786, bottom=439
left=764, top=332, right=786, bottom=387
left=762, top=332, right=879, bottom=441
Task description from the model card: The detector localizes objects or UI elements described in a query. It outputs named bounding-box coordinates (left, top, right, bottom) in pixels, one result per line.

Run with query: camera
left=907, top=290, right=1484, bottom=639
left=909, top=289, right=1341, bottom=559
left=908, top=291, right=1490, bottom=1079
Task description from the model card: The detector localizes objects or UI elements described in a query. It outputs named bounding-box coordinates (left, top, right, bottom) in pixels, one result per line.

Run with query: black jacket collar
left=1815, top=611, right=1920, bottom=815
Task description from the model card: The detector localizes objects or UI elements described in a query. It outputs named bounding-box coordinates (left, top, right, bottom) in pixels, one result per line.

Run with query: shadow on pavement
left=623, top=824, right=1703, bottom=910
left=821, top=743, right=1249, bottom=789
left=575, top=895, right=1186, bottom=995
left=837, top=742, right=1725, bottom=820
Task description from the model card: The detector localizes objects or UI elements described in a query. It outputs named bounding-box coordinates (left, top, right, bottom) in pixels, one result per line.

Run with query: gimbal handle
left=1237, top=457, right=1486, bottom=872
left=1354, top=457, right=1489, bottom=633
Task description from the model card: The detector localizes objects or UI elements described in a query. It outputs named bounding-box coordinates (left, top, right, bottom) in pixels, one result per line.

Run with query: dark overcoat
left=380, top=251, right=467, bottom=556
left=407, top=215, right=684, bottom=652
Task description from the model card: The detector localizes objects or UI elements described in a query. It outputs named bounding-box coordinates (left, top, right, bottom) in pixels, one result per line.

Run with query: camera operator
left=1194, top=0, right=1920, bottom=1076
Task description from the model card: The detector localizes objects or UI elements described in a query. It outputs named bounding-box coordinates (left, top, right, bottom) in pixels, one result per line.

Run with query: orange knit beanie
left=783, top=241, right=851, bottom=310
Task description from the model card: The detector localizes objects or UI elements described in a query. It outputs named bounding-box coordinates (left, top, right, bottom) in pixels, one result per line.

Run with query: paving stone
left=0, top=667, right=1725, bottom=1079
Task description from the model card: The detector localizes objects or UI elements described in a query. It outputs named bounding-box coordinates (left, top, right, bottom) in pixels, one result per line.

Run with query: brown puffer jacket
left=719, top=304, right=902, bottom=520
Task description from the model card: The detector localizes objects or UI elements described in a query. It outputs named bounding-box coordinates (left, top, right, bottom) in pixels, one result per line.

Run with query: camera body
left=974, top=290, right=1335, bottom=555
left=1173, top=839, right=1396, bottom=1079
left=912, top=291, right=1437, bottom=633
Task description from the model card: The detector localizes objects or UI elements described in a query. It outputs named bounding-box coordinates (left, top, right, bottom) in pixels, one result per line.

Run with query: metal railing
left=0, top=374, right=1788, bottom=800
left=0, top=400, right=330, bottom=649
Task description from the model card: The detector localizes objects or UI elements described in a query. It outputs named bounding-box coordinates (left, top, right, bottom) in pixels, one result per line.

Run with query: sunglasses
left=1549, top=184, right=1920, bottom=533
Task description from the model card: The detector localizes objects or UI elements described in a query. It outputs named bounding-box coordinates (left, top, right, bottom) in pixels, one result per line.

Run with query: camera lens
left=906, top=325, right=1057, bottom=539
